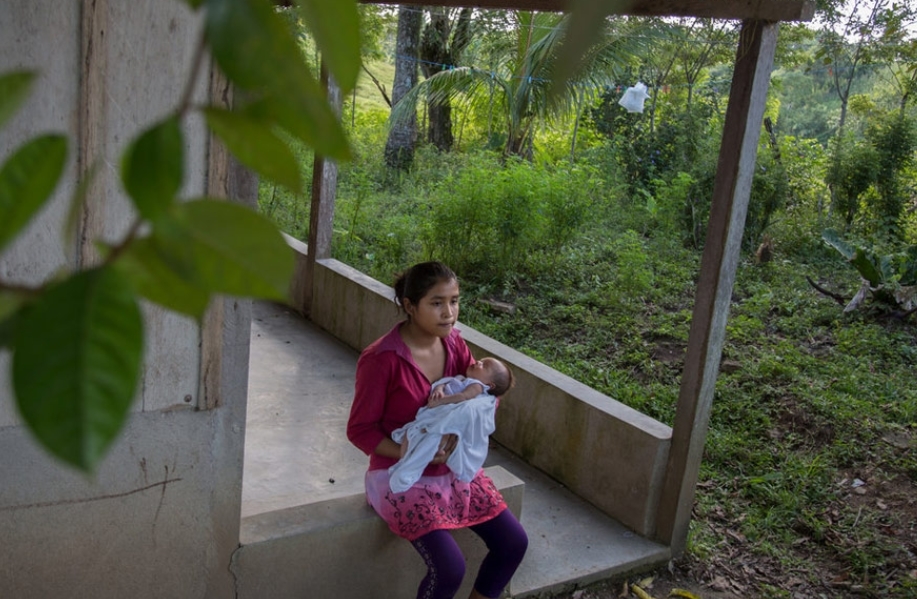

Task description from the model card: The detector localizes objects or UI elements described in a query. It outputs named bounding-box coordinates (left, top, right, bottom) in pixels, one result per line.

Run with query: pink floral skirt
left=365, top=468, right=507, bottom=541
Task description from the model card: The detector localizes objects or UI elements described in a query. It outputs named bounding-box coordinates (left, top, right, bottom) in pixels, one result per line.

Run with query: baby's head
left=467, top=357, right=515, bottom=397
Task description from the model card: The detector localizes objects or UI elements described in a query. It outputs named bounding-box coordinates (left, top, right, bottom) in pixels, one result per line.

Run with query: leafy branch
left=0, top=0, right=361, bottom=473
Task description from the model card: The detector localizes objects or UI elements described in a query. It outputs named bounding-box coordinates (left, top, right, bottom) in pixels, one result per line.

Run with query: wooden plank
left=654, top=19, right=779, bottom=554
left=78, top=0, right=108, bottom=268
left=199, top=62, right=261, bottom=411
left=199, top=63, right=233, bottom=411
left=359, top=0, right=815, bottom=22
left=302, top=65, right=342, bottom=317
left=197, top=62, right=235, bottom=411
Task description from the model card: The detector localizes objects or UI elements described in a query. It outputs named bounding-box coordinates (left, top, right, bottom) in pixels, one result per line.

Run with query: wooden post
left=199, top=64, right=258, bottom=411
left=655, top=20, right=779, bottom=555
left=302, top=63, right=342, bottom=317
left=78, top=0, right=108, bottom=269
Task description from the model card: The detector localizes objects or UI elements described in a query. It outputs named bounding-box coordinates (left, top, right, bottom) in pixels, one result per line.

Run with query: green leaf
left=122, top=117, right=183, bottom=221
left=116, top=236, right=212, bottom=319
left=246, top=95, right=350, bottom=161
left=296, top=0, right=361, bottom=94
left=822, top=229, right=855, bottom=260
left=0, top=291, right=23, bottom=321
left=851, top=248, right=882, bottom=287
left=878, top=254, right=895, bottom=284
left=547, top=0, right=626, bottom=102
left=204, top=0, right=351, bottom=160
left=204, top=0, right=324, bottom=95
left=0, top=134, right=68, bottom=253
left=163, top=199, right=294, bottom=301
left=900, top=246, right=917, bottom=286
left=0, top=71, right=36, bottom=130
left=0, top=292, right=26, bottom=349
left=12, top=267, right=143, bottom=472
left=203, top=107, right=302, bottom=193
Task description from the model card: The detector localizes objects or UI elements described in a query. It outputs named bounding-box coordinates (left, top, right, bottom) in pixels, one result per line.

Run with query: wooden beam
left=359, top=0, right=815, bottom=22
left=303, top=64, right=342, bottom=317
left=200, top=64, right=260, bottom=411
left=78, top=0, right=108, bottom=269
left=655, top=19, right=779, bottom=554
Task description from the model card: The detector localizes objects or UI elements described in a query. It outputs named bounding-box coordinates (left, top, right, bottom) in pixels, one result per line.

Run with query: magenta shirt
left=347, top=322, right=475, bottom=474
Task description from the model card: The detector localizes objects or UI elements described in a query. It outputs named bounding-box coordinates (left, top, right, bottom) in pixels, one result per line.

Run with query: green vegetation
left=259, top=5, right=917, bottom=596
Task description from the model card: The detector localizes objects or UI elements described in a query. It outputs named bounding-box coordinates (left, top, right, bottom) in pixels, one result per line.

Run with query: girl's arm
left=374, top=436, right=403, bottom=460
left=347, top=352, right=393, bottom=456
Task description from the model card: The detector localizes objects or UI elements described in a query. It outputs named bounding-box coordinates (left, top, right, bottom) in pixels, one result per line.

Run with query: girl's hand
left=430, top=434, right=457, bottom=465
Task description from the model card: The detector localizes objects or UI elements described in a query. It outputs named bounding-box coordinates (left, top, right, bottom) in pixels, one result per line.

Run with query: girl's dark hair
left=393, top=261, right=457, bottom=313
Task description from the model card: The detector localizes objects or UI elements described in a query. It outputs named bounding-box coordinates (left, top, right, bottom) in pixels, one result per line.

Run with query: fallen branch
left=806, top=276, right=847, bottom=306
left=894, top=305, right=917, bottom=321
left=362, top=65, right=391, bottom=107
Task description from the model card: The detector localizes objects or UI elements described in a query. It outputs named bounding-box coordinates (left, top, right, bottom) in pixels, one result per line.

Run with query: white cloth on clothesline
left=619, top=82, right=651, bottom=113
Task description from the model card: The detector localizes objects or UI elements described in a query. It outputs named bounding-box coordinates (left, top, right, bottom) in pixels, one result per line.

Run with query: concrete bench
left=232, top=466, right=525, bottom=599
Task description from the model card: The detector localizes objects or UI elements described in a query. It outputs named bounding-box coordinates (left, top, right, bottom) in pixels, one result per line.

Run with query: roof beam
left=359, top=0, right=815, bottom=22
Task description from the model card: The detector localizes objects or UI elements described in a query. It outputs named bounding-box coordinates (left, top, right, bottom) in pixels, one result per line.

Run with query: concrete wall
left=1, top=3, right=248, bottom=597
left=305, top=257, right=672, bottom=538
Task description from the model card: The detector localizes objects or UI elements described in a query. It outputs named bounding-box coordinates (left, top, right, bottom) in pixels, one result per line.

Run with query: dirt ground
left=544, top=563, right=745, bottom=599
left=542, top=467, right=917, bottom=599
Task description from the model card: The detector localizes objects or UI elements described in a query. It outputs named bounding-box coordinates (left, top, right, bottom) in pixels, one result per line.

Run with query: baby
left=427, top=357, right=514, bottom=408
left=388, top=358, right=515, bottom=493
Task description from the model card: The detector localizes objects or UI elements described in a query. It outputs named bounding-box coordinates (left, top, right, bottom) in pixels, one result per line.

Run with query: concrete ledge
left=463, top=330, right=672, bottom=538
left=303, top=257, right=672, bottom=538
left=233, top=466, right=524, bottom=599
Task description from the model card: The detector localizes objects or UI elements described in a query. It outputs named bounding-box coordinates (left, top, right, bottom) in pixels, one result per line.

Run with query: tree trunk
left=420, top=8, right=471, bottom=152
left=384, top=6, right=423, bottom=170
left=426, top=102, right=454, bottom=151
left=505, top=131, right=533, bottom=161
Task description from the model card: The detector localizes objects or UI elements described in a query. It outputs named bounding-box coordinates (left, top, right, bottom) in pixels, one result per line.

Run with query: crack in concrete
left=0, top=475, right=183, bottom=512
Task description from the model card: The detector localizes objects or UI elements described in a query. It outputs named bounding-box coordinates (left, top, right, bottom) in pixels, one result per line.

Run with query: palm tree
left=390, top=11, right=651, bottom=159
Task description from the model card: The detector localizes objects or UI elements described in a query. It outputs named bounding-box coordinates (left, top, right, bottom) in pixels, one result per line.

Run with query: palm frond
left=387, top=66, right=508, bottom=127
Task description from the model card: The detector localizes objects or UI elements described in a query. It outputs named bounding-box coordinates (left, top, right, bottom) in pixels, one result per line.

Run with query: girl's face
left=404, top=278, right=460, bottom=338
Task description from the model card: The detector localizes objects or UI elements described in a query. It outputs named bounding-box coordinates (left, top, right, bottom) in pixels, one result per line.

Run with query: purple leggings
left=410, top=509, right=528, bottom=599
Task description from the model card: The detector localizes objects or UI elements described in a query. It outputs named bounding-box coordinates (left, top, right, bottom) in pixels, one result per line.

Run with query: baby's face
left=467, top=358, right=502, bottom=387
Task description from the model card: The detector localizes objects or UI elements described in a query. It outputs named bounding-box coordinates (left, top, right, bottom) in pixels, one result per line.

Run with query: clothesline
left=393, top=53, right=727, bottom=93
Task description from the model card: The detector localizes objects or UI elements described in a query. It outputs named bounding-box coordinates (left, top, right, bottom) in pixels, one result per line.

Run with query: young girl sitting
left=346, top=261, right=527, bottom=599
